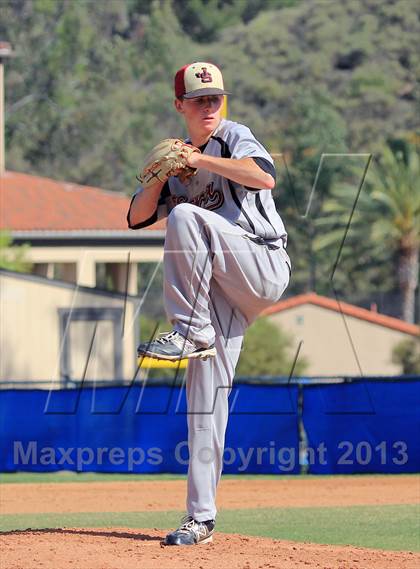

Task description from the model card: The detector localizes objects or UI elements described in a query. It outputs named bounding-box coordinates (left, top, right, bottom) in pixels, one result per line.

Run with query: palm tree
left=372, top=143, right=419, bottom=322
left=315, top=142, right=419, bottom=323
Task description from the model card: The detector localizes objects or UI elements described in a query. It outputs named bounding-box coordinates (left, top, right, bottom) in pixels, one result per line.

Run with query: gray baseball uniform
left=129, top=118, right=291, bottom=521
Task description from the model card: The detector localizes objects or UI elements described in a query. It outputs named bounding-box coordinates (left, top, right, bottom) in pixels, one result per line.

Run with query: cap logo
left=195, top=67, right=213, bottom=84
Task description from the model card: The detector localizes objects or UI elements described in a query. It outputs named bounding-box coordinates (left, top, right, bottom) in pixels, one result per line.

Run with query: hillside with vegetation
left=1, top=0, right=419, bottom=324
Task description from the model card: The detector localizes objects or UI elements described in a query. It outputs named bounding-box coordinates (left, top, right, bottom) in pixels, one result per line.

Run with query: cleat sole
left=138, top=347, right=217, bottom=362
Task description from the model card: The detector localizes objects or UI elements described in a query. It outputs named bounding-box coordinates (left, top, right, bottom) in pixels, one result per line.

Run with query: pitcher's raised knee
left=168, top=202, right=200, bottom=226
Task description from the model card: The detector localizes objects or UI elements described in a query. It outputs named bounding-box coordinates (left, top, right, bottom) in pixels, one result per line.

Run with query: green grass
left=2, top=471, right=418, bottom=484
left=1, top=505, right=419, bottom=552
left=1, top=473, right=418, bottom=551
left=0, top=472, right=187, bottom=484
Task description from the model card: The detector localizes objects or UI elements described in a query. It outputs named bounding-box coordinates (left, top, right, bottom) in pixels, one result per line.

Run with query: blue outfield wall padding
left=224, top=384, right=300, bottom=474
left=0, top=383, right=299, bottom=474
left=302, top=380, right=420, bottom=474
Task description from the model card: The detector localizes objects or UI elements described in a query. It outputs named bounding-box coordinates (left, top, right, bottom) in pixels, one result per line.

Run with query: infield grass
left=2, top=471, right=417, bottom=484
left=1, top=504, right=419, bottom=552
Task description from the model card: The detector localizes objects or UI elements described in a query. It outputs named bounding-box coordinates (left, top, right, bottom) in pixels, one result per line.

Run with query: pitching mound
left=2, top=527, right=419, bottom=569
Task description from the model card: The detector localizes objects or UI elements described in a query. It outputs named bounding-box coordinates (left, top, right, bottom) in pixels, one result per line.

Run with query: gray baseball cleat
left=137, top=330, right=216, bottom=361
left=162, top=515, right=215, bottom=546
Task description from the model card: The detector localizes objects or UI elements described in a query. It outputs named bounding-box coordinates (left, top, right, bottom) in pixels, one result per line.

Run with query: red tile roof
left=263, top=292, right=420, bottom=336
left=0, top=171, right=131, bottom=231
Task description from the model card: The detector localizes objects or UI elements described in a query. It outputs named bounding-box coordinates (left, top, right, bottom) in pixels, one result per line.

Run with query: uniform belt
left=243, top=234, right=292, bottom=277
left=243, top=234, right=281, bottom=250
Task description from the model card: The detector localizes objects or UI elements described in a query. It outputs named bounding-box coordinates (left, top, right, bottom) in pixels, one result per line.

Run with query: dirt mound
left=1, top=527, right=419, bottom=569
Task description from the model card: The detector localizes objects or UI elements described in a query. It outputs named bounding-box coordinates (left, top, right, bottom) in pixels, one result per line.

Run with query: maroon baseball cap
left=174, top=62, right=230, bottom=99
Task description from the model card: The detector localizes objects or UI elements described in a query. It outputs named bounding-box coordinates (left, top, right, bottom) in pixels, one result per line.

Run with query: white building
left=263, top=292, right=419, bottom=376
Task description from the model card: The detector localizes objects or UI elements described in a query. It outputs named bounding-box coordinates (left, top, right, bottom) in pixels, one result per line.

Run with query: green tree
left=392, top=338, right=420, bottom=375
left=174, top=0, right=245, bottom=43
left=173, top=0, right=300, bottom=43
left=371, top=143, right=419, bottom=323
left=0, top=231, right=32, bottom=272
left=2, top=0, right=192, bottom=190
left=315, top=141, right=419, bottom=323
left=2, top=0, right=418, bottom=194
left=275, top=88, right=348, bottom=294
left=236, top=317, right=307, bottom=377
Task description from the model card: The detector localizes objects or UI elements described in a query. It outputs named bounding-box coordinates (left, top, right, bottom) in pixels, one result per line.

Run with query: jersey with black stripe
left=130, top=119, right=288, bottom=246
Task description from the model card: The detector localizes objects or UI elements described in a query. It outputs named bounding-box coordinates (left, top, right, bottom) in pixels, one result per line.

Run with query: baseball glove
left=138, top=138, right=200, bottom=188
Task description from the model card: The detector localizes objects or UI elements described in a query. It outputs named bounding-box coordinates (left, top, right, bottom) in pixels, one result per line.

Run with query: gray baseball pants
left=163, top=203, right=290, bottom=522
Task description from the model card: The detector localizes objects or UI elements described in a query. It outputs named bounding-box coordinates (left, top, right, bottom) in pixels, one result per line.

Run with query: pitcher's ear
left=174, top=98, right=184, bottom=113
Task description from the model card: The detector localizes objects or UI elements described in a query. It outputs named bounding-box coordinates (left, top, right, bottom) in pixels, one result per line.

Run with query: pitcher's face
left=174, top=95, right=224, bottom=139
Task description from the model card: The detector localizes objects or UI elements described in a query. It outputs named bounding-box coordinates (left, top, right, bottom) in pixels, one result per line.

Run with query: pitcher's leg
left=186, top=286, right=246, bottom=522
left=163, top=203, right=290, bottom=340
left=161, top=202, right=290, bottom=519
left=164, top=203, right=215, bottom=348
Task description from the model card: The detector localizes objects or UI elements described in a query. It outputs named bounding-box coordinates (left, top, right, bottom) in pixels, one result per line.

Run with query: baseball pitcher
left=127, top=61, right=291, bottom=545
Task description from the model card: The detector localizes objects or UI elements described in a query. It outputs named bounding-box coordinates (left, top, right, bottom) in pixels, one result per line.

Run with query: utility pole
left=0, top=41, right=13, bottom=177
